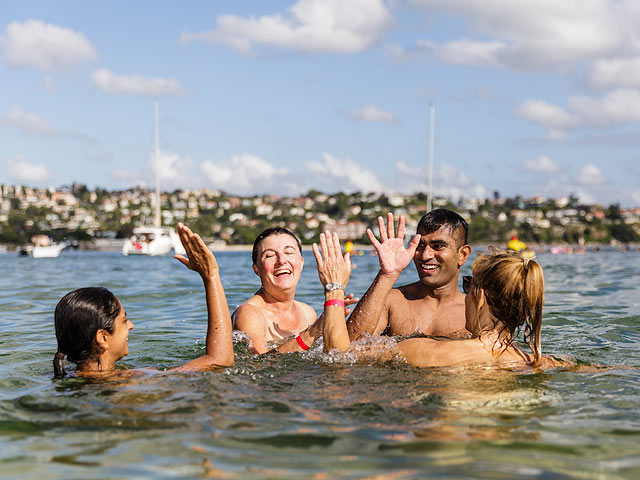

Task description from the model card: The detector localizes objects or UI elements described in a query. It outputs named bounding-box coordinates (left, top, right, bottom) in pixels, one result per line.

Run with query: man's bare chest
left=386, top=300, right=465, bottom=336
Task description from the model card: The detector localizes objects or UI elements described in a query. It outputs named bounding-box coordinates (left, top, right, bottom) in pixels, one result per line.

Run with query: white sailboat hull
left=22, top=244, right=66, bottom=258
left=122, top=227, right=185, bottom=256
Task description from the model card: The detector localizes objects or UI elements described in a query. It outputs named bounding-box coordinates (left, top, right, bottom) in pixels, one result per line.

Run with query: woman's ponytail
left=53, top=351, right=66, bottom=378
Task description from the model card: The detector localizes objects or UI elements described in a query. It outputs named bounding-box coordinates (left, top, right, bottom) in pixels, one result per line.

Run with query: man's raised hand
left=367, top=213, right=420, bottom=277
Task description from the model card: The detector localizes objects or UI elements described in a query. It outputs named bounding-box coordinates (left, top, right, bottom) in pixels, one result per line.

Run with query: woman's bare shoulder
left=294, top=300, right=318, bottom=318
left=232, top=300, right=266, bottom=325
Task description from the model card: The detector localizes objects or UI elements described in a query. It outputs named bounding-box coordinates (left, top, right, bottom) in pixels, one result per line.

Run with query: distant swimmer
left=344, top=240, right=363, bottom=256
left=507, top=235, right=527, bottom=252
left=316, top=232, right=570, bottom=370
left=344, top=240, right=354, bottom=254
left=507, top=234, right=535, bottom=258
left=53, top=223, right=234, bottom=377
left=232, top=227, right=358, bottom=354
left=347, top=209, right=471, bottom=339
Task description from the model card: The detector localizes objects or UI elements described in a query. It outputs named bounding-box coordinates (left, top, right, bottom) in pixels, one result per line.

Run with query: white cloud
left=516, top=89, right=640, bottom=134
left=577, top=163, right=606, bottom=187
left=436, top=40, right=506, bottom=68
left=145, top=150, right=195, bottom=190
left=522, top=155, right=560, bottom=173
left=404, top=0, right=623, bottom=70
left=514, top=100, right=578, bottom=130
left=0, top=108, right=56, bottom=135
left=0, top=107, right=96, bottom=143
left=0, top=20, right=97, bottom=71
left=391, top=39, right=507, bottom=67
left=91, top=69, right=186, bottom=96
left=6, top=154, right=51, bottom=183
left=201, top=153, right=294, bottom=194
left=395, top=160, right=486, bottom=199
left=43, top=75, right=56, bottom=92
left=307, top=153, right=385, bottom=193
left=547, top=129, right=568, bottom=142
left=566, top=89, right=640, bottom=127
left=179, top=0, right=392, bottom=54
left=588, top=58, right=640, bottom=89
left=349, top=105, right=398, bottom=123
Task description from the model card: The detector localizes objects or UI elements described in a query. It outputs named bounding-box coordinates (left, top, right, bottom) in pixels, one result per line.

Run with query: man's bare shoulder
left=388, top=282, right=425, bottom=302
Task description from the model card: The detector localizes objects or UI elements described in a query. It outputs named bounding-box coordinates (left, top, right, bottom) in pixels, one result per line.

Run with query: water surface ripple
left=1, top=249, right=639, bottom=478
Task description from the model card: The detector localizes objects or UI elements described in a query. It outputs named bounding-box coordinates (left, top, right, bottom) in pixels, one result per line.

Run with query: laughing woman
left=233, top=227, right=320, bottom=354
left=53, top=223, right=234, bottom=377
left=314, top=231, right=568, bottom=370
left=233, top=227, right=356, bottom=354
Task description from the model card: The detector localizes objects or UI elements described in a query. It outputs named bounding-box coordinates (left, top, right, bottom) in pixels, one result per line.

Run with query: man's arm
left=347, top=273, right=395, bottom=340
left=346, top=213, right=420, bottom=340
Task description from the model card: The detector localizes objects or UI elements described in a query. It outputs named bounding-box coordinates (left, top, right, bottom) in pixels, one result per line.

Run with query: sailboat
left=122, top=102, right=186, bottom=257
left=19, top=235, right=67, bottom=258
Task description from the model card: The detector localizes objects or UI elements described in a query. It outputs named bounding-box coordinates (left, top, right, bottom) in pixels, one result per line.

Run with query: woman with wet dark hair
left=53, top=223, right=234, bottom=377
left=233, top=227, right=356, bottom=354
left=53, top=287, right=124, bottom=376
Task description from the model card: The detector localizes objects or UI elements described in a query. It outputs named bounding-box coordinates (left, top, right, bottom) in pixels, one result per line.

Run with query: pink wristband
left=324, top=299, right=345, bottom=308
left=295, top=335, right=310, bottom=351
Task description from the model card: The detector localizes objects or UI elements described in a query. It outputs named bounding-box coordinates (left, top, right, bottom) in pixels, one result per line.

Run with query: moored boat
left=122, top=226, right=185, bottom=256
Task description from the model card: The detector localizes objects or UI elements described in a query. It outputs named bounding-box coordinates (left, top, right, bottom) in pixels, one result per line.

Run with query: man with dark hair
left=347, top=209, right=471, bottom=339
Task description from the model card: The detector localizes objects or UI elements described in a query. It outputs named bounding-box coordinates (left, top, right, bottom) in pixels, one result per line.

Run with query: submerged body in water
left=1, top=245, right=638, bottom=478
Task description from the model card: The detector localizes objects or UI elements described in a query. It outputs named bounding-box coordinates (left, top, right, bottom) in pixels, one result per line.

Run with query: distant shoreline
left=2, top=241, right=637, bottom=254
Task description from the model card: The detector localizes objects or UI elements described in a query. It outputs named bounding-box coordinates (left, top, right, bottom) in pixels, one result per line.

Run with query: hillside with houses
left=1, top=183, right=638, bottom=248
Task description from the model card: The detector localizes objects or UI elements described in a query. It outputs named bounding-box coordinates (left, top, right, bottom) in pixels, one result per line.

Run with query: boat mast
left=153, top=100, right=161, bottom=228
left=426, top=102, right=435, bottom=212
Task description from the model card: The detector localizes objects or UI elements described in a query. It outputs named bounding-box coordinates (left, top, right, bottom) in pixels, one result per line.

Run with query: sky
left=1, top=0, right=640, bottom=206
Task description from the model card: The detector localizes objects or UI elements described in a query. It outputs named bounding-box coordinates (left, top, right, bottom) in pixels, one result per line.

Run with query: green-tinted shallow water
left=1, top=250, right=639, bottom=479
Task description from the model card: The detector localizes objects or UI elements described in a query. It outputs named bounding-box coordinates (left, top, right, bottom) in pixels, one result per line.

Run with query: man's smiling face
left=413, top=226, right=468, bottom=290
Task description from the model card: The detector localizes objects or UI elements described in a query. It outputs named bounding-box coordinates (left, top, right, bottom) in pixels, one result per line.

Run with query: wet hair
left=417, top=209, right=468, bottom=248
left=470, top=249, right=544, bottom=365
left=53, top=287, right=121, bottom=378
left=251, top=227, right=302, bottom=265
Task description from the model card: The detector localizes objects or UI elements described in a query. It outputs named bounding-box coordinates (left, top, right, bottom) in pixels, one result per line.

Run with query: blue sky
left=1, top=0, right=640, bottom=206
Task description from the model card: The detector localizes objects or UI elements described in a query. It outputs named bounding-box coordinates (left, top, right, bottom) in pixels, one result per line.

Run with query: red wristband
left=295, top=334, right=310, bottom=351
left=324, top=299, right=345, bottom=308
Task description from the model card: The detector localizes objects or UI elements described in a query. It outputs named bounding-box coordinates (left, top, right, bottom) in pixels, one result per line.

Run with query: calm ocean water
left=1, top=248, right=639, bottom=479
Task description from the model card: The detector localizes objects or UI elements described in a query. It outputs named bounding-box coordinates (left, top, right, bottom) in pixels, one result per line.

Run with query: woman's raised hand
left=174, top=223, right=219, bottom=280
left=368, top=213, right=421, bottom=277
left=312, top=231, right=351, bottom=288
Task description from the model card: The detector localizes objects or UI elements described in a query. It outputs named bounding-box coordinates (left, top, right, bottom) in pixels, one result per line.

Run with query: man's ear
left=252, top=264, right=259, bottom=276
left=95, top=328, right=110, bottom=351
left=458, top=245, right=471, bottom=267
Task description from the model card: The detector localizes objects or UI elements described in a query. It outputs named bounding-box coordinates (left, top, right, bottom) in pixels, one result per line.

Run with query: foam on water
left=0, top=249, right=639, bottom=478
